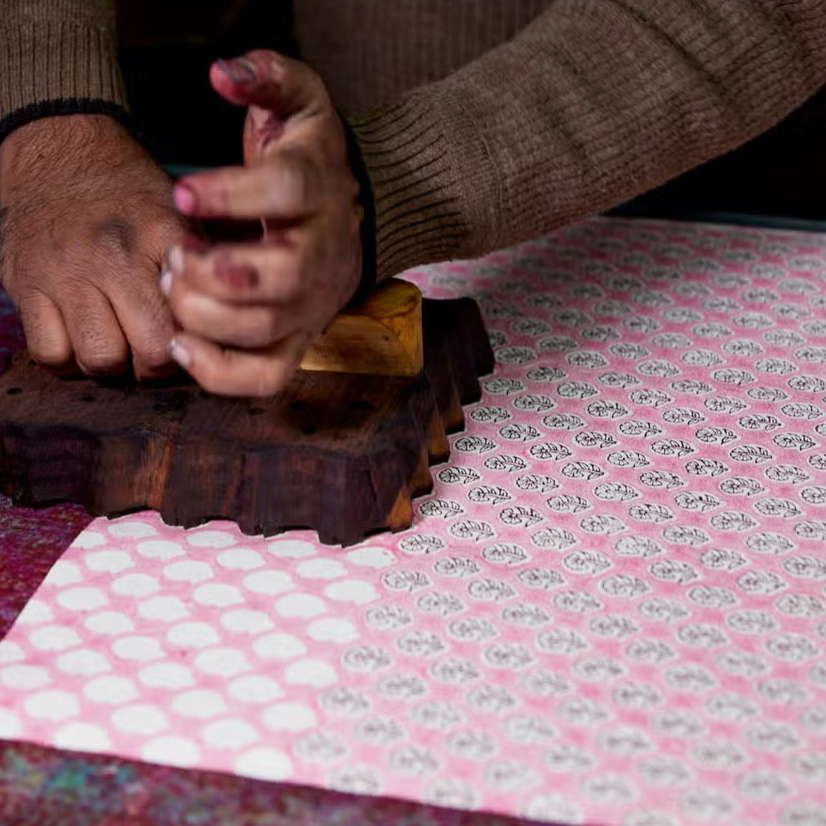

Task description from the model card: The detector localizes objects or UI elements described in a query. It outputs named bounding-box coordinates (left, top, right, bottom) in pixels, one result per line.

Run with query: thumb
left=210, top=51, right=327, bottom=118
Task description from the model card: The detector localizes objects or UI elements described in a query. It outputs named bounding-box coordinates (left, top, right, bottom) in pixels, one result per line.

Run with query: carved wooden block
left=301, top=279, right=423, bottom=377
left=0, top=293, right=492, bottom=546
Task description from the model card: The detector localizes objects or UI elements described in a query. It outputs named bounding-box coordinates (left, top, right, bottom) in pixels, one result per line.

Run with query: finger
left=167, top=330, right=311, bottom=397
left=111, top=217, right=192, bottom=380
left=164, top=273, right=297, bottom=348
left=174, top=157, right=328, bottom=220
left=63, top=290, right=130, bottom=376
left=163, top=239, right=304, bottom=305
left=209, top=51, right=326, bottom=117
left=110, top=270, right=178, bottom=380
left=18, top=292, right=77, bottom=375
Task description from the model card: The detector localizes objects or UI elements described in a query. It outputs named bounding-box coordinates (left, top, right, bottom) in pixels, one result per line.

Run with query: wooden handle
left=300, top=279, right=423, bottom=377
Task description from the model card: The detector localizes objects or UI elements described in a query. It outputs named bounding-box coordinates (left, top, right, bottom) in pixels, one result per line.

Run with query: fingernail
left=168, top=339, right=192, bottom=369
left=236, top=58, right=257, bottom=78
left=217, top=58, right=256, bottom=84
left=173, top=184, right=196, bottom=214
left=167, top=245, right=184, bottom=275
left=159, top=269, right=173, bottom=296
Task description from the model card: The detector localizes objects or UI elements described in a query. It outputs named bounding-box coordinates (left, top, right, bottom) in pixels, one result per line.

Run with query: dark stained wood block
left=0, top=298, right=493, bottom=546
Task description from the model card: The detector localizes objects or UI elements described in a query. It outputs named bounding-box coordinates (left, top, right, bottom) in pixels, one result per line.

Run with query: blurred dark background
left=117, top=0, right=295, bottom=168
left=117, top=0, right=826, bottom=226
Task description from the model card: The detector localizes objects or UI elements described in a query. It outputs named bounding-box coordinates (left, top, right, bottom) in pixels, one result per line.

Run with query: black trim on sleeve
left=0, top=99, right=137, bottom=146
left=339, top=111, right=378, bottom=304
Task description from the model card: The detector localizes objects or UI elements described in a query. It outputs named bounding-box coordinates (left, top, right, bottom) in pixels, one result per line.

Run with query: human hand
left=162, top=50, right=365, bottom=397
left=0, top=115, right=187, bottom=378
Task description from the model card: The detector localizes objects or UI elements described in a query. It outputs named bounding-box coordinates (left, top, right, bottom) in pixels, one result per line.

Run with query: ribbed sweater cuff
left=0, top=21, right=128, bottom=142
left=349, top=94, right=472, bottom=282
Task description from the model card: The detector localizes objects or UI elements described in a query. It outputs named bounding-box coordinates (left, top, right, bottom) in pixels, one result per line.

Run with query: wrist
left=0, top=99, right=134, bottom=148
left=3, top=113, right=129, bottom=153
left=1, top=114, right=141, bottom=203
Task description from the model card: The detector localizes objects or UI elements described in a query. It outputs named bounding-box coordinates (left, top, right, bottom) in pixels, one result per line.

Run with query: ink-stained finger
left=209, top=50, right=327, bottom=116
left=175, top=157, right=325, bottom=220
left=164, top=239, right=305, bottom=304
left=167, top=330, right=311, bottom=398
left=163, top=273, right=298, bottom=348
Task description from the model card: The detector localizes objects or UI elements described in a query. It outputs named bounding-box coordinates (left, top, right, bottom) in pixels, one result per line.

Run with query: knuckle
left=134, top=341, right=172, bottom=371
left=30, top=342, right=72, bottom=369
left=78, top=350, right=128, bottom=375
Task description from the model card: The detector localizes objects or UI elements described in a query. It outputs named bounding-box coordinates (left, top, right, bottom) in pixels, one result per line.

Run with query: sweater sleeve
left=0, top=0, right=129, bottom=143
left=348, top=0, right=826, bottom=282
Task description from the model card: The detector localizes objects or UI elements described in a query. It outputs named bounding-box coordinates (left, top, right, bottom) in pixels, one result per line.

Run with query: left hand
left=162, top=50, right=364, bottom=396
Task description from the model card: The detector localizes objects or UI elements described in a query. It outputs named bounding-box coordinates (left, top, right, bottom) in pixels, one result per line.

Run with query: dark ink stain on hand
left=214, top=257, right=260, bottom=289
left=92, top=217, right=137, bottom=254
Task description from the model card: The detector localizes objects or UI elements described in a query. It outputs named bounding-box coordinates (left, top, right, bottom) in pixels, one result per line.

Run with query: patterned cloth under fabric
left=0, top=295, right=92, bottom=639
left=1, top=217, right=825, bottom=826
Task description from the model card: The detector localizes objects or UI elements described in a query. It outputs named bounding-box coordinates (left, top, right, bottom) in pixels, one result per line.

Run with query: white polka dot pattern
left=2, top=219, right=826, bottom=826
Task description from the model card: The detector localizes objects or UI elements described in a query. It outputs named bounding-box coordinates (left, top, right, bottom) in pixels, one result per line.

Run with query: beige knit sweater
left=3, top=0, right=826, bottom=282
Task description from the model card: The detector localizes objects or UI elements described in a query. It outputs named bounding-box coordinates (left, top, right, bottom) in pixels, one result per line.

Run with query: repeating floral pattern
left=2, top=218, right=826, bottom=826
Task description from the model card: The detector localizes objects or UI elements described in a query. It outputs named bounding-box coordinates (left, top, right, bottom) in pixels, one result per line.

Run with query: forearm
left=350, top=0, right=826, bottom=280
left=0, top=0, right=128, bottom=143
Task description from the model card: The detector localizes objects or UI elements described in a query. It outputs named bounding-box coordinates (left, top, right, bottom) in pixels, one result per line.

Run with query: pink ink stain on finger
left=214, top=259, right=260, bottom=290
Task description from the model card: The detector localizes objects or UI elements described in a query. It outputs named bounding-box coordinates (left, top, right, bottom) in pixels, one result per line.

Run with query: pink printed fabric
left=2, top=218, right=826, bottom=826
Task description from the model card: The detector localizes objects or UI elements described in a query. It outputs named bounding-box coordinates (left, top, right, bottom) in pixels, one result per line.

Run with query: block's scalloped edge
left=0, top=298, right=493, bottom=546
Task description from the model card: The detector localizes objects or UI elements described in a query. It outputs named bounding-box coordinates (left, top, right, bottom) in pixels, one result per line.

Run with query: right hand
left=0, top=115, right=188, bottom=378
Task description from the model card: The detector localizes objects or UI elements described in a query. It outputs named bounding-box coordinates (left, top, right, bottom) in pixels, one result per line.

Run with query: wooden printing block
left=0, top=280, right=493, bottom=546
